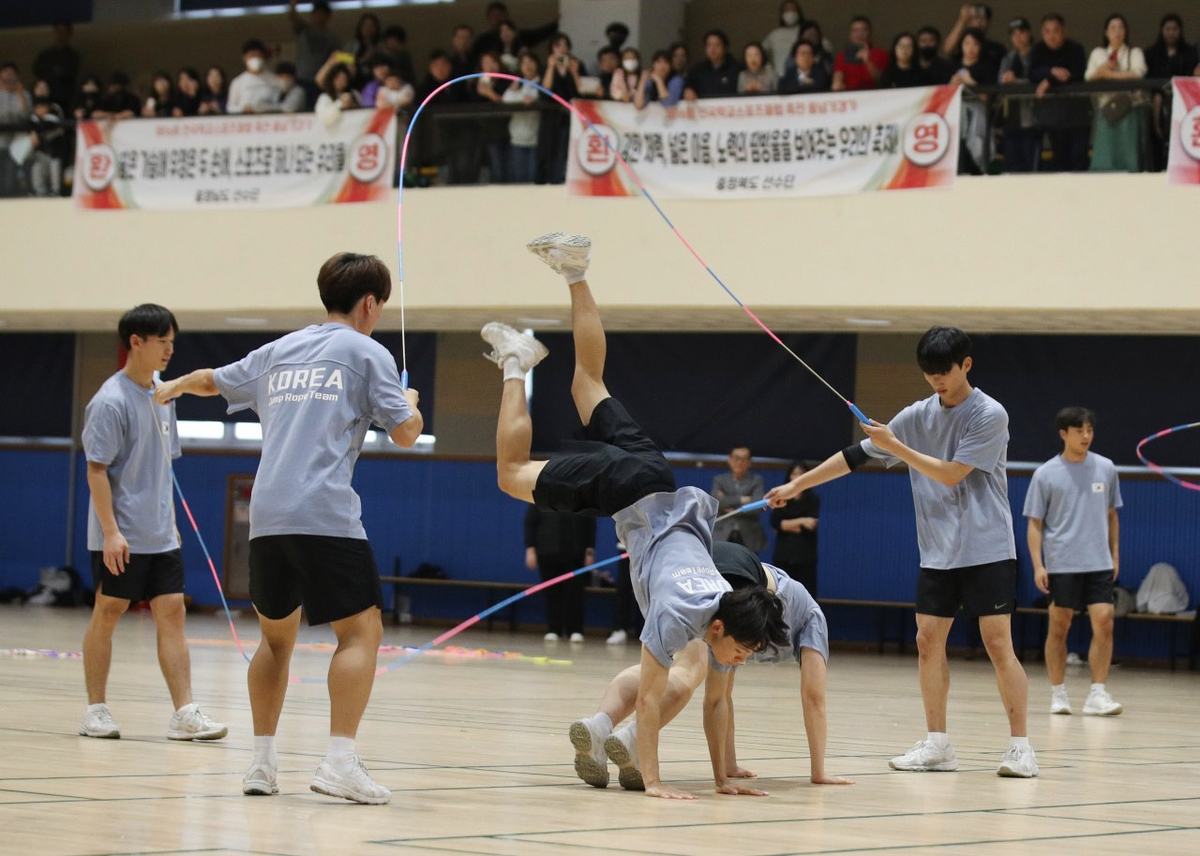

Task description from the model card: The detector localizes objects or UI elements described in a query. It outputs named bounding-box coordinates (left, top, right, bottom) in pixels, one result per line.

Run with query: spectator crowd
left=2, top=1, right=1200, bottom=196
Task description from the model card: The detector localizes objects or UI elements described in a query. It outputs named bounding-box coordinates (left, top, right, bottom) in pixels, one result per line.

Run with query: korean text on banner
left=566, top=85, right=962, bottom=200
left=1167, top=77, right=1200, bottom=185
left=74, top=109, right=397, bottom=210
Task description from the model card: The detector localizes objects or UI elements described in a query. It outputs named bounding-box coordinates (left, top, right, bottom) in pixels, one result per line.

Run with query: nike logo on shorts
left=993, top=602, right=1007, bottom=610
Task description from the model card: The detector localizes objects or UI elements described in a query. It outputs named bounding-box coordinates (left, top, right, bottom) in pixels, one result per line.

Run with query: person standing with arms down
left=1024, top=407, right=1123, bottom=716
left=711, top=445, right=767, bottom=553
left=768, top=326, right=1038, bottom=778
left=156, top=254, right=423, bottom=804
left=80, top=304, right=228, bottom=744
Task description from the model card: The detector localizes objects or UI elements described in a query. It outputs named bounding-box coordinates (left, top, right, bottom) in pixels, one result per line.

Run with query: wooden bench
left=1014, top=606, right=1198, bottom=671
left=380, top=559, right=613, bottom=629
left=817, top=598, right=917, bottom=654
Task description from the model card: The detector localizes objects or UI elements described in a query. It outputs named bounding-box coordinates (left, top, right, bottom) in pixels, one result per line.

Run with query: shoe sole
left=310, top=777, right=390, bottom=805
left=997, top=765, right=1039, bottom=778
left=888, top=760, right=959, bottom=772
left=1050, top=707, right=1072, bottom=715
left=603, top=733, right=644, bottom=791
left=243, top=781, right=279, bottom=796
left=167, top=726, right=229, bottom=741
left=79, top=729, right=120, bottom=739
left=480, top=323, right=549, bottom=368
left=1082, top=707, right=1122, bottom=716
left=568, top=722, right=609, bottom=788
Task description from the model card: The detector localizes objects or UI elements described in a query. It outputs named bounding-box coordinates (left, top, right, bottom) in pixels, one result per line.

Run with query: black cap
left=1008, top=17, right=1031, bottom=31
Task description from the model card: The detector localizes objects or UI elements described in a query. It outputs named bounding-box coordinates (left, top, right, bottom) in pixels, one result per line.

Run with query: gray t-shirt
left=1023, top=452, right=1122, bottom=574
left=751, top=562, right=829, bottom=664
left=613, top=486, right=732, bottom=669
left=83, top=371, right=180, bottom=554
left=862, top=387, right=1016, bottom=569
left=213, top=323, right=412, bottom=540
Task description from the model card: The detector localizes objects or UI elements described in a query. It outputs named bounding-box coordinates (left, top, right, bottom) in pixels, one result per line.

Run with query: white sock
left=253, top=735, right=277, bottom=767
left=175, top=702, right=197, bottom=715
left=564, top=269, right=587, bottom=285
left=1090, top=682, right=1105, bottom=694
left=86, top=702, right=108, bottom=714
left=927, top=731, right=950, bottom=748
left=1051, top=683, right=1066, bottom=694
left=1010, top=736, right=1031, bottom=749
left=591, top=712, right=613, bottom=735
left=326, top=735, right=356, bottom=767
left=502, top=356, right=525, bottom=382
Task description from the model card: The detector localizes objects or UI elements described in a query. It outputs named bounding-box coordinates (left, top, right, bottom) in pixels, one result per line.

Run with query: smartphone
left=842, top=44, right=863, bottom=63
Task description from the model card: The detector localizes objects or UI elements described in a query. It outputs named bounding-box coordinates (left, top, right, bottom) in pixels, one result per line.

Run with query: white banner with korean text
left=1167, top=77, right=1200, bottom=185
left=73, top=109, right=396, bottom=210
left=566, top=86, right=962, bottom=199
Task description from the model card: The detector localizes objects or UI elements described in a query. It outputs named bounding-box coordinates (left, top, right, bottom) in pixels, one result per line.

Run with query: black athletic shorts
left=532, top=397, right=675, bottom=517
left=90, top=549, right=185, bottom=602
left=916, top=559, right=1017, bottom=617
left=249, top=534, right=383, bottom=626
left=1048, top=570, right=1115, bottom=612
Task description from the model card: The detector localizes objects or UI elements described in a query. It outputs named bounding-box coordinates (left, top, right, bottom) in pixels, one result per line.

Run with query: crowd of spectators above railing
left=2, top=1, right=1200, bottom=196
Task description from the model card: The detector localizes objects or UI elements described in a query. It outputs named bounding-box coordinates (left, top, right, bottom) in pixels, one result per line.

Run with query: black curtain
left=0, top=333, right=74, bottom=437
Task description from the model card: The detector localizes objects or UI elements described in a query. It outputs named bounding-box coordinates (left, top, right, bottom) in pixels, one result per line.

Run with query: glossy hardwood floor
left=2, top=606, right=1198, bottom=855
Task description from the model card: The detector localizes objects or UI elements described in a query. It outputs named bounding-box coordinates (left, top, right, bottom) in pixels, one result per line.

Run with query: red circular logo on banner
left=349, top=133, right=387, bottom=183
left=83, top=143, right=117, bottom=191
left=902, top=112, right=951, bottom=167
left=576, top=124, right=619, bottom=176
left=1181, top=105, right=1200, bottom=162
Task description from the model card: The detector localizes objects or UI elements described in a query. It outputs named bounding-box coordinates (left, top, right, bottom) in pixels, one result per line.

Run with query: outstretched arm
left=767, top=450, right=850, bottom=506
left=154, top=369, right=218, bottom=404
left=704, top=666, right=767, bottom=796
left=799, top=648, right=854, bottom=784
left=636, top=645, right=693, bottom=799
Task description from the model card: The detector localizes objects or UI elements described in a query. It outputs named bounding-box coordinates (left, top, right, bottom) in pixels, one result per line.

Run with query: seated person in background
left=595, top=46, right=619, bottom=98
left=712, top=446, right=767, bottom=554
left=315, top=59, right=361, bottom=127
left=91, top=72, right=140, bottom=120
left=770, top=460, right=820, bottom=595
left=779, top=39, right=832, bottom=93
left=200, top=66, right=227, bottom=115
left=608, top=48, right=641, bottom=102
left=635, top=50, right=684, bottom=109
left=73, top=75, right=102, bottom=119
left=831, top=15, right=888, bottom=91
left=358, top=55, right=392, bottom=107
left=170, top=68, right=203, bottom=117
left=572, top=542, right=853, bottom=791
left=879, top=33, right=922, bottom=88
left=274, top=62, right=307, bottom=113
left=915, top=26, right=954, bottom=85
left=141, top=71, right=174, bottom=118
left=738, top=42, right=777, bottom=95
left=684, top=29, right=741, bottom=100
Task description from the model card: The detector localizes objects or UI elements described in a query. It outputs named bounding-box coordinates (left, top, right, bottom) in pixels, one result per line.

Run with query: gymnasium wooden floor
left=2, top=606, right=1198, bottom=856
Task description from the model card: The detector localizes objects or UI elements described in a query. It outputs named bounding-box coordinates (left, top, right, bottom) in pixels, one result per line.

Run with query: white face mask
left=246, top=56, right=264, bottom=73
left=379, top=87, right=404, bottom=107
left=622, top=58, right=638, bottom=72
left=782, top=10, right=801, bottom=27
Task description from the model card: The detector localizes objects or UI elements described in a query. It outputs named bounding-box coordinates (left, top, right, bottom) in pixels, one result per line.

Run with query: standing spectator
left=800, top=20, right=835, bottom=78
left=915, top=26, right=954, bottom=85
left=274, top=62, right=307, bottom=113
left=73, top=74, right=102, bottom=119
left=738, top=42, right=777, bottom=95
left=763, top=2, right=804, bottom=73
left=998, top=17, right=1039, bottom=173
left=92, top=72, right=140, bottom=120
left=358, top=56, right=392, bottom=107
left=378, top=25, right=417, bottom=91
left=227, top=39, right=282, bottom=115
left=831, top=15, right=888, bottom=91
left=29, top=97, right=66, bottom=196
left=1145, top=14, right=1200, bottom=170
left=314, top=60, right=360, bottom=128
left=418, top=50, right=474, bottom=183
left=767, top=326, right=1038, bottom=779
left=879, top=33, right=922, bottom=88
left=1029, top=14, right=1090, bottom=172
left=540, top=33, right=582, bottom=184
left=471, top=1, right=559, bottom=66
left=155, top=254, right=423, bottom=805
left=779, top=40, right=831, bottom=93
left=287, top=0, right=340, bottom=109
left=604, top=22, right=630, bottom=53
left=475, top=52, right=510, bottom=183
left=609, top=48, right=641, bottom=102
left=954, top=29, right=998, bottom=174
left=80, top=304, right=227, bottom=745
left=595, top=46, right=620, bottom=97
left=668, top=42, right=690, bottom=79
left=605, top=550, right=642, bottom=645
left=503, top=50, right=541, bottom=183
left=1024, top=407, right=1123, bottom=717
left=525, top=507, right=596, bottom=642
left=32, top=20, right=80, bottom=112
left=375, top=68, right=414, bottom=113
left=944, top=4, right=1007, bottom=70
left=711, top=446, right=767, bottom=553
left=345, top=12, right=382, bottom=89
left=449, top=24, right=475, bottom=86
left=141, top=71, right=175, bottom=118
left=770, top=460, right=820, bottom=596
left=497, top=21, right=522, bottom=72
left=1086, top=14, right=1149, bottom=173
left=200, top=66, right=227, bottom=114
left=170, top=68, right=203, bottom=117
left=684, top=29, right=741, bottom=100
left=0, top=62, right=30, bottom=197
left=635, top=49, right=684, bottom=108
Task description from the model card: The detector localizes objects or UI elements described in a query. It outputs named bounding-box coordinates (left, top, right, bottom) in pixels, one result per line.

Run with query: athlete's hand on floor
left=645, top=783, right=696, bottom=800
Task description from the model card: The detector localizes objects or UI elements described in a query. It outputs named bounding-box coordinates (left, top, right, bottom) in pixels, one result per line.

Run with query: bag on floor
left=1135, top=563, right=1189, bottom=614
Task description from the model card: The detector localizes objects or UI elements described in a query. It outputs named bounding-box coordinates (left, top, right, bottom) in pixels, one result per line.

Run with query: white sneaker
left=1082, top=687, right=1123, bottom=716
left=79, top=704, right=120, bottom=739
left=543, top=632, right=559, bottom=641
left=606, top=629, right=627, bottom=645
left=1050, top=688, right=1072, bottom=715
left=481, top=322, right=549, bottom=373
left=604, top=723, right=644, bottom=791
left=889, top=739, right=958, bottom=772
left=310, top=756, right=390, bottom=805
left=568, top=717, right=610, bottom=788
left=167, top=704, right=228, bottom=741
left=569, top=632, right=585, bottom=643
left=242, top=762, right=279, bottom=796
left=997, top=745, right=1039, bottom=778
left=526, top=232, right=591, bottom=279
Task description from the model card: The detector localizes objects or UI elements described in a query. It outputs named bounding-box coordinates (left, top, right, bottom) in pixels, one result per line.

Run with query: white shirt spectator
left=226, top=70, right=282, bottom=114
